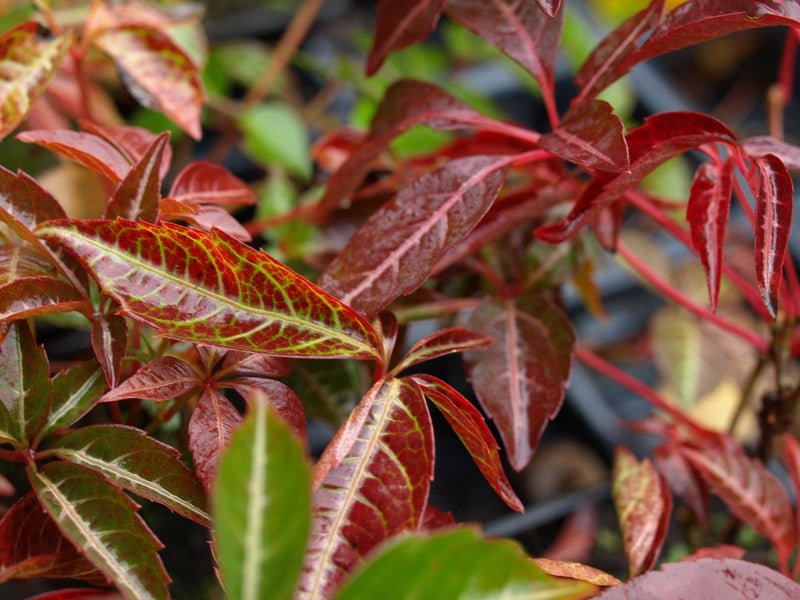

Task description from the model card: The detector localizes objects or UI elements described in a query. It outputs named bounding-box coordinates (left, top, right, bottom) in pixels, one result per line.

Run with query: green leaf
left=37, top=219, right=382, bottom=359
left=214, top=394, right=311, bottom=600
left=40, top=361, right=105, bottom=439
left=44, top=424, right=209, bottom=527
left=334, top=528, right=596, bottom=600
left=28, top=461, right=170, bottom=600
left=239, top=102, right=311, bottom=181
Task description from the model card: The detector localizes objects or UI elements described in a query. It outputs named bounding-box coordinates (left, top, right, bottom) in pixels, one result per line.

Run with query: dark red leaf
left=598, top=558, right=800, bottom=599
left=91, top=312, right=128, bottom=388
left=681, top=545, right=746, bottom=561
left=612, top=447, right=672, bottom=577
left=535, top=0, right=560, bottom=18
left=218, top=351, right=292, bottom=379
left=742, top=136, right=800, bottom=171
left=0, top=166, right=66, bottom=229
left=751, top=154, right=793, bottom=319
left=26, top=590, right=120, bottom=600
left=100, top=356, right=200, bottom=403
left=80, top=120, right=173, bottom=181
left=0, top=276, right=86, bottom=321
left=463, top=294, right=574, bottom=471
left=188, top=388, right=242, bottom=492
left=531, top=558, right=621, bottom=587
left=175, top=203, right=252, bottom=242
left=105, top=132, right=169, bottom=222
left=224, top=377, right=307, bottom=443
left=653, top=442, right=709, bottom=530
left=319, top=155, right=509, bottom=316
left=782, top=434, right=800, bottom=544
left=418, top=504, right=455, bottom=531
left=366, top=0, right=445, bottom=75
left=393, top=328, right=493, bottom=373
left=168, top=161, right=257, bottom=207
left=412, top=374, right=522, bottom=512
left=0, top=245, right=55, bottom=285
left=685, top=158, right=734, bottom=311
left=539, top=100, right=629, bottom=172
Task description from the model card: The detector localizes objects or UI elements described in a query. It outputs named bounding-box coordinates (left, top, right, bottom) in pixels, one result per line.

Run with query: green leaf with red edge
left=0, top=319, right=51, bottom=444
left=366, top=0, right=445, bottom=75
left=751, top=154, right=793, bottom=319
left=612, top=447, right=672, bottom=578
left=685, top=158, right=733, bottom=312
left=28, top=461, right=170, bottom=600
left=411, top=373, right=522, bottom=512
left=536, top=112, right=737, bottom=243
left=42, top=424, right=209, bottom=527
left=79, top=120, right=173, bottom=181
left=167, top=161, right=257, bottom=207
left=105, top=133, right=169, bottom=222
left=531, top=558, right=621, bottom=587
left=16, top=130, right=130, bottom=183
left=189, top=388, right=242, bottom=492
left=91, top=311, right=128, bottom=388
left=297, top=376, right=434, bottom=600
left=41, top=361, right=106, bottom=439
left=100, top=355, right=200, bottom=403
left=0, top=22, right=70, bottom=139
left=782, top=434, right=800, bottom=543
left=392, top=328, right=493, bottom=374
left=0, top=276, right=86, bottom=321
left=223, top=377, right=307, bottom=443
left=539, top=100, right=629, bottom=172
left=320, top=156, right=510, bottom=316
left=653, top=442, right=709, bottom=530
left=0, top=245, right=56, bottom=284
left=463, top=294, right=574, bottom=472
left=214, top=393, right=311, bottom=600
left=37, top=219, right=383, bottom=359
left=0, top=493, right=106, bottom=585
left=682, top=439, right=795, bottom=572
left=333, top=528, right=596, bottom=600
left=92, top=25, right=204, bottom=140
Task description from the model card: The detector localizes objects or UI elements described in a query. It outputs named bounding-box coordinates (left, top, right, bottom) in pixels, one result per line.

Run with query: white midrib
left=46, top=369, right=103, bottom=431
left=242, top=399, right=267, bottom=600
left=503, top=300, right=527, bottom=466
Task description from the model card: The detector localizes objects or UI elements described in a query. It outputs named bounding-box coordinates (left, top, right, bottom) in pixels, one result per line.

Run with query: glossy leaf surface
left=214, top=395, right=311, bottom=600
left=367, top=0, right=445, bottom=75
left=100, top=356, right=200, bottom=403
left=0, top=166, right=66, bottom=229
left=464, top=295, right=574, bottom=471
left=225, top=377, right=307, bottom=443
left=412, top=374, right=522, bottom=512
left=393, top=328, right=493, bottom=373
left=45, top=424, right=209, bottom=526
left=189, top=388, right=242, bottom=491
left=37, top=219, right=382, bottom=359
left=91, top=312, right=127, bottom=388
left=29, top=462, right=169, bottom=600
left=743, top=136, right=800, bottom=171
left=320, top=156, right=509, bottom=316
left=168, top=161, right=257, bottom=206
left=219, top=350, right=291, bottom=379
left=334, top=528, right=595, bottom=600
left=105, top=133, right=169, bottom=222
left=298, top=377, right=434, bottom=599
left=612, top=447, right=672, bottom=577
left=41, top=362, right=105, bottom=438
left=0, top=276, right=85, bottom=321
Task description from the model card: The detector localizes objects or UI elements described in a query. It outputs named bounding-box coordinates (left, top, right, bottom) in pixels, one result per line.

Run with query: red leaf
left=393, top=328, right=493, bottom=373
left=463, top=295, right=574, bottom=471
left=653, top=442, right=709, bottom=530
left=682, top=440, right=795, bottom=572
left=685, top=158, right=733, bottom=311
left=80, top=120, right=173, bottom=181
left=612, top=447, right=672, bottom=577
left=91, top=312, right=127, bottom=388
left=597, top=558, right=800, bottom=599
left=539, top=100, right=629, bottom=172
left=531, top=558, right=621, bottom=587
left=743, top=136, right=800, bottom=171
left=0, top=245, right=55, bottom=285
left=224, top=377, right=307, bottom=443
left=0, top=276, right=86, bottom=321
left=366, top=0, right=445, bottom=75
left=782, top=434, right=800, bottom=544
left=681, top=545, right=746, bottom=561
left=0, top=166, right=66, bottom=229
left=26, top=590, right=120, bottom=600
left=172, top=203, right=252, bottom=242
left=752, top=154, right=793, bottom=319
left=298, top=376, right=434, bottom=599
left=217, top=350, right=291, bottom=379
left=100, top=355, right=200, bottom=403
left=319, top=155, right=509, bottom=316
left=412, top=374, right=522, bottom=512
left=168, top=161, right=257, bottom=207
left=105, top=132, right=169, bottom=222
left=418, top=504, right=455, bottom=531
left=188, top=388, right=242, bottom=491
left=535, top=0, right=561, bottom=18
left=543, top=504, right=598, bottom=563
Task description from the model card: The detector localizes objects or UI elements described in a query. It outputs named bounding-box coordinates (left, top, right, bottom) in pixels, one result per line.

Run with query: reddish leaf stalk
left=779, top=30, right=797, bottom=117
left=617, top=240, right=770, bottom=353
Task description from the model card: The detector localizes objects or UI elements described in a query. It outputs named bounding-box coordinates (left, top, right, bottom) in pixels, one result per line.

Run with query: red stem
left=779, top=30, right=797, bottom=108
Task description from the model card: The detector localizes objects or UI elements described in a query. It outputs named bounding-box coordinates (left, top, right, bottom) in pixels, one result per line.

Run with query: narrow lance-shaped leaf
left=0, top=22, right=70, bottom=139
left=0, top=276, right=86, bottom=321
left=297, top=376, right=434, bottom=600
left=91, top=312, right=128, bottom=388
left=751, top=154, right=793, bottom=319
left=411, top=374, right=523, bottom=512
left=37, top=219, right=382, bottom=359
left=612, top=447, right=672, bottom=578
left=41, top=361, right=105, bottom=439
left=189, top=388, right=242, bottom=491
left=105, top=132, right=169, bottom=222
left=686, top=158, right=733, bottom=311
left=28, top=461, right=170, bottom=600
left=100, top=355, right=200, bottom=403
left=320, top=156, right=510, bottom=316
left=43, top=424, right=209, bottom=527
left=464, top=294, right=574, bottom=471
left=167, top=161, right=257, bottom=206
left=392, top=328, right=493, bottom=374
left=214, top=394, right=311, bottom=600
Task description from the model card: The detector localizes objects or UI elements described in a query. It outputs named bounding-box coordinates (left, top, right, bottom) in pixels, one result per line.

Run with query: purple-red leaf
left=188, top=388, right=242, bottom=492
left=320, top=155, right=509, bottom=316
left=419, top=504, right=456, bottom=531
left=612, top=447, right=672, bottom=577
left=224, top=377, right=307, bottom=443
left=366, top=0, right=445, bottom=75
left=91, top=312, right=128, bottom=388
left=782, top=434, right=800, bottom=543
left=463, top=294, right=574, bottom=471
left=27, top=590, right=121, bottom=600
left=100, top=355, right=200, bottom=403
left=393, top=328, right=493, bottom=373
left=297, top=376, right=434, bottom=599
left=168, top=203, right=252, bottom=242
left=168, top=161, right=257, bottom=207
left=412, top=374, right=522, bottom=512
left=37, top=219, right=382, bottom=359
left=105, top=132, right=169, bottom=222
left=218, top=350, right=292, bottom=379
left=685, top=158, right=733, bottom=311
left=539, top=100, right=629, bottom=172
left=653, top=442, right=709, bottom=530
left=752, top=154, right=793, bottom=319
left=0, top=276, right=86, bottom=321
left=535, top=0, right=560, bottom=18
left=0, top=166, right=66, bottom=229
left=742, top=136, right=800, bottom=171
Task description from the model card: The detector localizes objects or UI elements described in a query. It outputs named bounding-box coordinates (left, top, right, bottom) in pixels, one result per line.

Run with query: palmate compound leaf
left=463, top=294, right=574, bottom=472
left=214, top=392, right=311, bottom=600
left=0, top=22, right=70, bottom=139
left=297, top=376, right=434, bottom=600
left=42, top=424, right=209, bottom=527
left=36, top=219, right=382, bottom=359
left=333, top=528, right=596, bottom=600
left=28, top=461, right=170, bottom=600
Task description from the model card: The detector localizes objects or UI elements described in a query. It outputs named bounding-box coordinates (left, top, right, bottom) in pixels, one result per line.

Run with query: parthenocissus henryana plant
left=2, top=0, right=800, bottom=598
